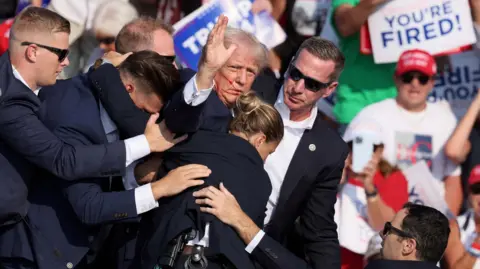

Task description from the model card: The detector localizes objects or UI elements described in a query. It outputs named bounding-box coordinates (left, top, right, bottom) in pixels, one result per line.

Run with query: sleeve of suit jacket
left=251, top=148, right=348, bottom=269
left=0, top=98, right=126, bottom=180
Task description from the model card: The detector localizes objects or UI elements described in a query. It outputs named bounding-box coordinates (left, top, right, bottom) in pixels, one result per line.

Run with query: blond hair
left=9, top=7, right=70, bottom=46
left=230, top=92, right=284, bottom=143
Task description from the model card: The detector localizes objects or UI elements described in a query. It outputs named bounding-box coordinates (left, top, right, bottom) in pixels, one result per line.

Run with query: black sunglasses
left=21, top=41, right=69, bottom=62
left=161, top=55, right=176, bottom=64
left=97, top=36, right=115, bottom=45
left=400, top=72, right=431, bottom=85
left=382, top=222, right=414, bottom=239
left=289, top=64, right=331, bottom=92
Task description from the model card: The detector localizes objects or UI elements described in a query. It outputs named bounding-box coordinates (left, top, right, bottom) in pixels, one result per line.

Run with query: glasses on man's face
left=400, top=72, right=431, bottom=85
left=382, top=222, right=414, bottom=239
left=161, top=55, right=176, bottom=64
left=97, top=36, right=115, bottom=45
left=21, top=41, right=69, bottom=62
left=288, top=64, right=331, bottom=92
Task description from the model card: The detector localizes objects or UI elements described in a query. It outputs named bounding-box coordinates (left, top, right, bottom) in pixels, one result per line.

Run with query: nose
left=62, top=56, right=70, bottom=67
left=235, top=69, right=247, bottom=87
left=411, top=77, right=421, bottom=87
left=292, top=79, right=306, bottom=93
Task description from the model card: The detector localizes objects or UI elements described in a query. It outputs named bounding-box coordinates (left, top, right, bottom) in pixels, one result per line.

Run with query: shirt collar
left=274, top=86, right=317, bottom=130
left=12, top=65, right=41, bottom=95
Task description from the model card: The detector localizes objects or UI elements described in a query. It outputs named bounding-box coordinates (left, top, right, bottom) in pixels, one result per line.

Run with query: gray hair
left=294, top=37, right=345, bottom=81
left=93, top=1, right=138, bottom=37
left=223, top=27, right=269, bottom=71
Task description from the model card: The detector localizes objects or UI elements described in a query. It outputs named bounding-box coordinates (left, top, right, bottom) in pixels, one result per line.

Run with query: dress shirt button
left=66, top=262, right=73, bottom=269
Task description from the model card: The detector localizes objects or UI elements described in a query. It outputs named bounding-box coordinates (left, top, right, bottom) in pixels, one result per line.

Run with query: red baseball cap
left=395, top=49, right=437, bottom=76
left=469, top=165, right=480, bottom=186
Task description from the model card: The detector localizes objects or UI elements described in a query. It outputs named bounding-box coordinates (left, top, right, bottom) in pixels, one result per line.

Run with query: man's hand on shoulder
left=144, top=114, right=188, bottom=153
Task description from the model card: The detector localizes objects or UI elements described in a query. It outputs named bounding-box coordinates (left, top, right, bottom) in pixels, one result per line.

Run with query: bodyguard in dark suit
left=26, top=51, right=205, bottom=269
left=0, top=9, right=182, bottom=269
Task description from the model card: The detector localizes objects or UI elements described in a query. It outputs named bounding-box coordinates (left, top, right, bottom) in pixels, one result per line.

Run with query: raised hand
left=196, top=15, right=238, bottom=89
left=144, top=114, right=188, bottom=153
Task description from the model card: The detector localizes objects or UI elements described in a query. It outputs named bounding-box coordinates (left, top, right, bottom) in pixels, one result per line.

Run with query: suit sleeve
left=0, top=100, right=126, bottom=180
left=298, top=148, right=348, bottom=269
left=163, top=75, right=212, bottom=133
left=52, top=124, right=138, bottom=225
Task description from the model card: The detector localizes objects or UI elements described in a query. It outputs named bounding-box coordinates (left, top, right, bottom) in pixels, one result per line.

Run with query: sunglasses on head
left=382, top=222, right=414, bottom=239
left=288, top=64, right=331, bottom=92
left=97, top=36, right=115, bottom=45
left=400, top=72, right=431, bottom=85
left=21, top=41, right=69, bottom=62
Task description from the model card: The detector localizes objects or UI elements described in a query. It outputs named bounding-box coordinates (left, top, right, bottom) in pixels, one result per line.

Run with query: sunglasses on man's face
left=97, top=36, right=115, bottom=45
left=400, top=72, right=432, bottom=85
left=21, top=41, right=69, bottom=62
left=382, top=222, right=414, bottom=239
left=161, top=55, right=176, bottom=64
left=288, top=65, right=331, bottom=92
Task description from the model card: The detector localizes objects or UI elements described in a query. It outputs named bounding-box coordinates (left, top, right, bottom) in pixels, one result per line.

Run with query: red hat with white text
left=395, top=49, right=437, bottom=76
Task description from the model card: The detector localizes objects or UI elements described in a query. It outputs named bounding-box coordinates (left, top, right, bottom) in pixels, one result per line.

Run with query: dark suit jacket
left=365, top=260, right=440, bottom=269
left=0, top=52, right=127, bottom=266
left=88, top=65, right=348, bottom=269
left=136, top=130, right=271, bottom=269
left=23, top=74, right=139, bottom=269
left=0, top=52, right=126, bottom=226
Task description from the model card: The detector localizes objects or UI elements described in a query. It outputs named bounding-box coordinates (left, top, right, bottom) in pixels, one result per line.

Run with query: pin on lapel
left=309, top=144, right=316, bottom=152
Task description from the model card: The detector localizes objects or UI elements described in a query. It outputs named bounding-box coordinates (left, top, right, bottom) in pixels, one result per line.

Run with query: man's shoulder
left=311, top=114, right=349, bottom=158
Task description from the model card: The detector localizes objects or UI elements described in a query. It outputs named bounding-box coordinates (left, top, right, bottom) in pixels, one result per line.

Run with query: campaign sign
left=429, top=50, right=480, bottom=119
left=173, top=0, right=286, bottom=70
left=368, top=0, right=477, bottom=64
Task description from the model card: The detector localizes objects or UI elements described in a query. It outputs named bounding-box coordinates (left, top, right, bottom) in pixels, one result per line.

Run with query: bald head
left=115, top=16, right=174, bottom=54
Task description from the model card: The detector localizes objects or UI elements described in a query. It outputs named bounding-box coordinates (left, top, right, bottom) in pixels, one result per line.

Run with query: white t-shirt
left=346, top=98, right=461, bottom=197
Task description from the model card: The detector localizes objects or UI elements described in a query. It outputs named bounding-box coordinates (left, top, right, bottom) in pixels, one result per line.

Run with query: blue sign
left=173, top=0, right=286, bottom=70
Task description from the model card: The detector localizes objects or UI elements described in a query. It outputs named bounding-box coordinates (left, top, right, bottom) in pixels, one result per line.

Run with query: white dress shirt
left=245, top=87, right=318, bottom=253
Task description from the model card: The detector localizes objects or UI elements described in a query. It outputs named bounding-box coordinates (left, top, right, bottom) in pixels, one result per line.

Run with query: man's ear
left=401, top=238, right=417, bottom=257
left=25, top=44, right=38, bottom=63
left=125, top=83, right=135, bottom=93
left=321, top=81, right=338, bottom=98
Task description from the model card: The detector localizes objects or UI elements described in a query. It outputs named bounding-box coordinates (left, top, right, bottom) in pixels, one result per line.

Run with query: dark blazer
left=24, top=74, right=139, bottom=269
left=0, top=52, right=126, bottom=267
left=0, top=52, right=126, bottom=226
left=136, top=130, right=271, bottom=269
left=365, top=260, right=440, bottom=269
left=88, top=65, right=348, bottom=269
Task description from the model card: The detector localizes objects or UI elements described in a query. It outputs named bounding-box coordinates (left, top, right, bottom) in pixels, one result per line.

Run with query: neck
left=289, top=106, right=312, bottom=122
left=395, top=98, right=427, bottom=112
left=10, top=56, right=38, bottom=90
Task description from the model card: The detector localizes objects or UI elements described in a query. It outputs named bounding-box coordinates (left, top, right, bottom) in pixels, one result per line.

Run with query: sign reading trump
left=368, top=0, right=476, bottom=64
left=173, top=0, right=286, bottom=70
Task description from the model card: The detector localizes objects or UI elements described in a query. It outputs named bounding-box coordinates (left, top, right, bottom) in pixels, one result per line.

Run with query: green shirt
left=331, top=0, right=397, bottom=124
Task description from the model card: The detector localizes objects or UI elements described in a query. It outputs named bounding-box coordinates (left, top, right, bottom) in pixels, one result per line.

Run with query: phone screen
left=351, top=136, right=374, bottom=173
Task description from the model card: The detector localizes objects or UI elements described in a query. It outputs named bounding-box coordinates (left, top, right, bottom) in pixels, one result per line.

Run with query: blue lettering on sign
left=409, top=187, right=425, bottom=205
left=429, top=65, right=480, bottom=102
left=380, top=0, right=463, bottom=48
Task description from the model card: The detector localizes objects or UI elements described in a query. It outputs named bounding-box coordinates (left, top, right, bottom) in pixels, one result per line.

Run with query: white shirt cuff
left=183, top=74, right=214, bottom=106
left=124, top=135, right=150, bottom=167
left=123, top=160, right=140, bottom=190
left=134, top=183, right=159, bottom=214
left=245, top=230, right=265, bottom=253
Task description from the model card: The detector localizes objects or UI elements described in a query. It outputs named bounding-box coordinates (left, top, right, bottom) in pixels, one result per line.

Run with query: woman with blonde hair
left=134, top=91, right=284, bottom=269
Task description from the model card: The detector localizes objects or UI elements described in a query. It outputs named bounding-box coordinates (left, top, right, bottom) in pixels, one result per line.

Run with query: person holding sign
left=444, top=164, right=480, bottom=269
left=331, top=0, right=397, bottom=130
left=338, top=120, right=409, bottom=269
left=344, top=49, right=463, bottom=215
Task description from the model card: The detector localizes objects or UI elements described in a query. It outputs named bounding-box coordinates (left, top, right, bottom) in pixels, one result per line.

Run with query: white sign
left=429, top=50, right=480, bottom=119
left=368, top=0, right=477, bottom=64
left=403, top=161, right=454, bottom=219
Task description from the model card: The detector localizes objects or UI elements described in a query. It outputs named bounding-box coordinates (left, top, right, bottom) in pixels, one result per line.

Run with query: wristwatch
left=365, top=187, right=378, bottom=198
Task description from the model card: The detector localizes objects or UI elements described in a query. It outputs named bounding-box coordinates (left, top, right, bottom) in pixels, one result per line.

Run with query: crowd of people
left=2, top=0, right=480, bottom=269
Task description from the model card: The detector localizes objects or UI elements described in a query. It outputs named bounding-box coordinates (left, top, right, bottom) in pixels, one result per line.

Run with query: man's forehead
left=227, top=50, right=259, bottom=71
left=294, top=50, right=335, bottom=81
